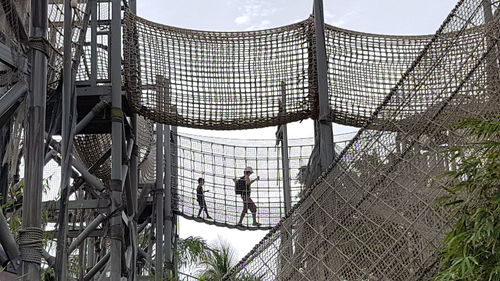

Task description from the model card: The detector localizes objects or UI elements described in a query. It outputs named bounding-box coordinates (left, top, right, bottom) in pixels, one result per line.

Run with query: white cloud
left=234, top=15, right=250, bottom=25
left=232, top=0, right=278, bottom=29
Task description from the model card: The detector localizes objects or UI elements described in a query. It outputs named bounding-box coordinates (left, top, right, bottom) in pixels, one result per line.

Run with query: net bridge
left=0, top=0, right=498, bottom=280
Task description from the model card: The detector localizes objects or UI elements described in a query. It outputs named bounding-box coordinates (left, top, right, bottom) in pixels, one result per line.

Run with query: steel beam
left=75, top=100, right=109, bottom=134
left=110, top=0, right=123, bottom=279
left=20, top=0, right=47, bottom=279
left=155, top=124, right=164, bottom=281
left=313, top=0, right=335, bottom=171
left=48, top=140, right=106, bottom=192
left=83, top=252, right=110, bottom=281
left=0, top=40, right=27, bottom=73
left=54, top=1, right=75, bottom=279
left=0, top=209, right=20, bottom=271
left=68, top=213, right=110, bottom=254
left=278, top=82, right=292, bottom=214
left=42, top=199, right=109, bottom=211
left=163, top=125, right=172, bottom=272
left=0, top=82, right=27, bottom=120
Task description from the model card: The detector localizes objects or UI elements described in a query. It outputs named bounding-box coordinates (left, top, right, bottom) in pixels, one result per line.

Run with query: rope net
left=325, top=28, right=431, bottom=129
left=223, top=0, right=500, bottom=280
left=73, top=125, right=355, bottom=229
left=47, top=0, right=90, bottom=88
left=123, top=6, right=496, bottom=131
left=123, top=11, right=314, bottom=130
left=172, top=133, right=350, bottom=229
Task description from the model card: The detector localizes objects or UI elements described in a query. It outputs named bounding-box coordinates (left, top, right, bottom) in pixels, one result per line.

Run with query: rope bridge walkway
left=171, top=133, right=351, bottom=229
left=223, top=0, right=500, bottom=280
left=73, top=127, right=356, bottom=229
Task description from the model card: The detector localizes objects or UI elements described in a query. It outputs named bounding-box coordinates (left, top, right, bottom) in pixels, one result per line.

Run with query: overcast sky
left=135, top=0, right=458, bottom=268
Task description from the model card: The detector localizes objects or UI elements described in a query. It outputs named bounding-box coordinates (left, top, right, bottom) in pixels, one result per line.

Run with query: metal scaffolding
left=0, top=0, right=498, bottom=280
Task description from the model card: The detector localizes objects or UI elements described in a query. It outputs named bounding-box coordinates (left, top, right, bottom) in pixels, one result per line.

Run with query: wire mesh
left=224, top=0, right=500, bottom=280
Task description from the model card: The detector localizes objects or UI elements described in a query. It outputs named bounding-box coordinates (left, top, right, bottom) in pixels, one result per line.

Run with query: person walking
left=196, top=178, right=212, bottom=219
left=235, top=167, right=261, bottom=226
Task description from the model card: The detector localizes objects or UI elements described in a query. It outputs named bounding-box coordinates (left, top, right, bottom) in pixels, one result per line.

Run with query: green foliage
left=434, top=118, right=500, bottom=281
left=197, top=240, right=235, bottom=281
left=175, top=237, right=262, bottom=281
left=176, top=236, right=212, bottom=270
left=41, top=267, right=55, bottom=281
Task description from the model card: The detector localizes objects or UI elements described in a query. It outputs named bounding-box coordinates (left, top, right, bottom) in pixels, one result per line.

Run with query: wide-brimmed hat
left=244, top=167, right=253, bottom=174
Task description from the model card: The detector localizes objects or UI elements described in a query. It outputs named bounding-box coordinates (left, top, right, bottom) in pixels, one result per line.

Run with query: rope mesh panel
left=223, top=0, right=500, bottom=280
left=73, top=127, right=355, bottom=229
left=123, top=7, right=497, bottom=131
left=73, top=116, right=154, bottom=183
left=325, top=27, right=432, bottom=128
left=173, top=134, right=315, bottom=229
left=76, top=1, right=111, bottom=82
left=47, top=0, right=89, bottom=88
left=123, top=11, right=314, bottom=130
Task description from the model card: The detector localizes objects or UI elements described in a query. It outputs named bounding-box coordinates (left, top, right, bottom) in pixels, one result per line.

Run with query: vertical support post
left=90, top=0, right=97, bottom=87
left=279, top=82, right=292, bottom=214
left=277, top=82, right=292, bottom=281
left=129, top=3, right=138, bottom=281
left=166, top=126, right=178, bottom=274
left=86, top=238, right=95, bottom=281
left=155, top=124, right=164, bottom=280
left=110, top=0, right=123, bottom=280
left=21, top=0, right=48, bottom=280
left=163, top=125, right=173, bottom=274
left=54, top=1, right=73, bottom=280
left=313, top=0, right=334, bottom=172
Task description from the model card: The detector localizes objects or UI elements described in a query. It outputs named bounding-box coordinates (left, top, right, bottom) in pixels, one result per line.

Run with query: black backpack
left=235, top=177, right=247, bottom=195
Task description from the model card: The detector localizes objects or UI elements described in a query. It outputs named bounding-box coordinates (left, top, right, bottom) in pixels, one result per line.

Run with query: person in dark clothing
left=196, top=178, right=212, bottom=219
left=235, top=167, right=261, bottom=226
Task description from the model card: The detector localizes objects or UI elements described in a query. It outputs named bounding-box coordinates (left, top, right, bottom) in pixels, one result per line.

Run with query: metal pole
left=313, top=0, right=334, bottom=171
left=155, top=124, right=164, bottom=280
left=90, top=0, right=97, bottom=87
left=0, top=209, right=20, bottom=271
left=168, top=126, right=178, bottom=274
left=55, top=1, right=74, bottom=279
left=129, top=116, right=138, bottom=281
left=277, top=82, right=292, bottom=281
left=75, top=100, right=108, bottom=134
left=129, top=1, right=138, bottom=278
left=110, top=0, right=123, bottom=279
left=163, top=125, right=172, bottom=273
left=279, top=82, right=292, bottom=214
left=83, top=252, right=110, bottom=281
left=20, top=0, right=47, bottom=280
left=0, top=82, right=27, bottom=119
left=68, top=214, right=109, bottom=254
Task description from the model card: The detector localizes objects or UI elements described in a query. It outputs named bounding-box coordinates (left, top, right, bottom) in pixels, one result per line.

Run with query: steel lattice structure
left=0, top=0, right=498, bottom=280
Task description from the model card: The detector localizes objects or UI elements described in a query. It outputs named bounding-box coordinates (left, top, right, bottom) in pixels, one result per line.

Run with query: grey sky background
left=135, top=0, right=458, bottom=267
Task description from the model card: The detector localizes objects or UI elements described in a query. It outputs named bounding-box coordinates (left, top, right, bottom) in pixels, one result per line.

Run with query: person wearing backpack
left=234, top=167, right=261, bottom=227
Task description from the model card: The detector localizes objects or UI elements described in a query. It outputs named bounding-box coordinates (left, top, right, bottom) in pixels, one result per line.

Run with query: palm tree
left=176, top=237, right=262, bottom=281
left=197, top=240, right=235, bottom=281
left=176, top=236, right=212, bottom=272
